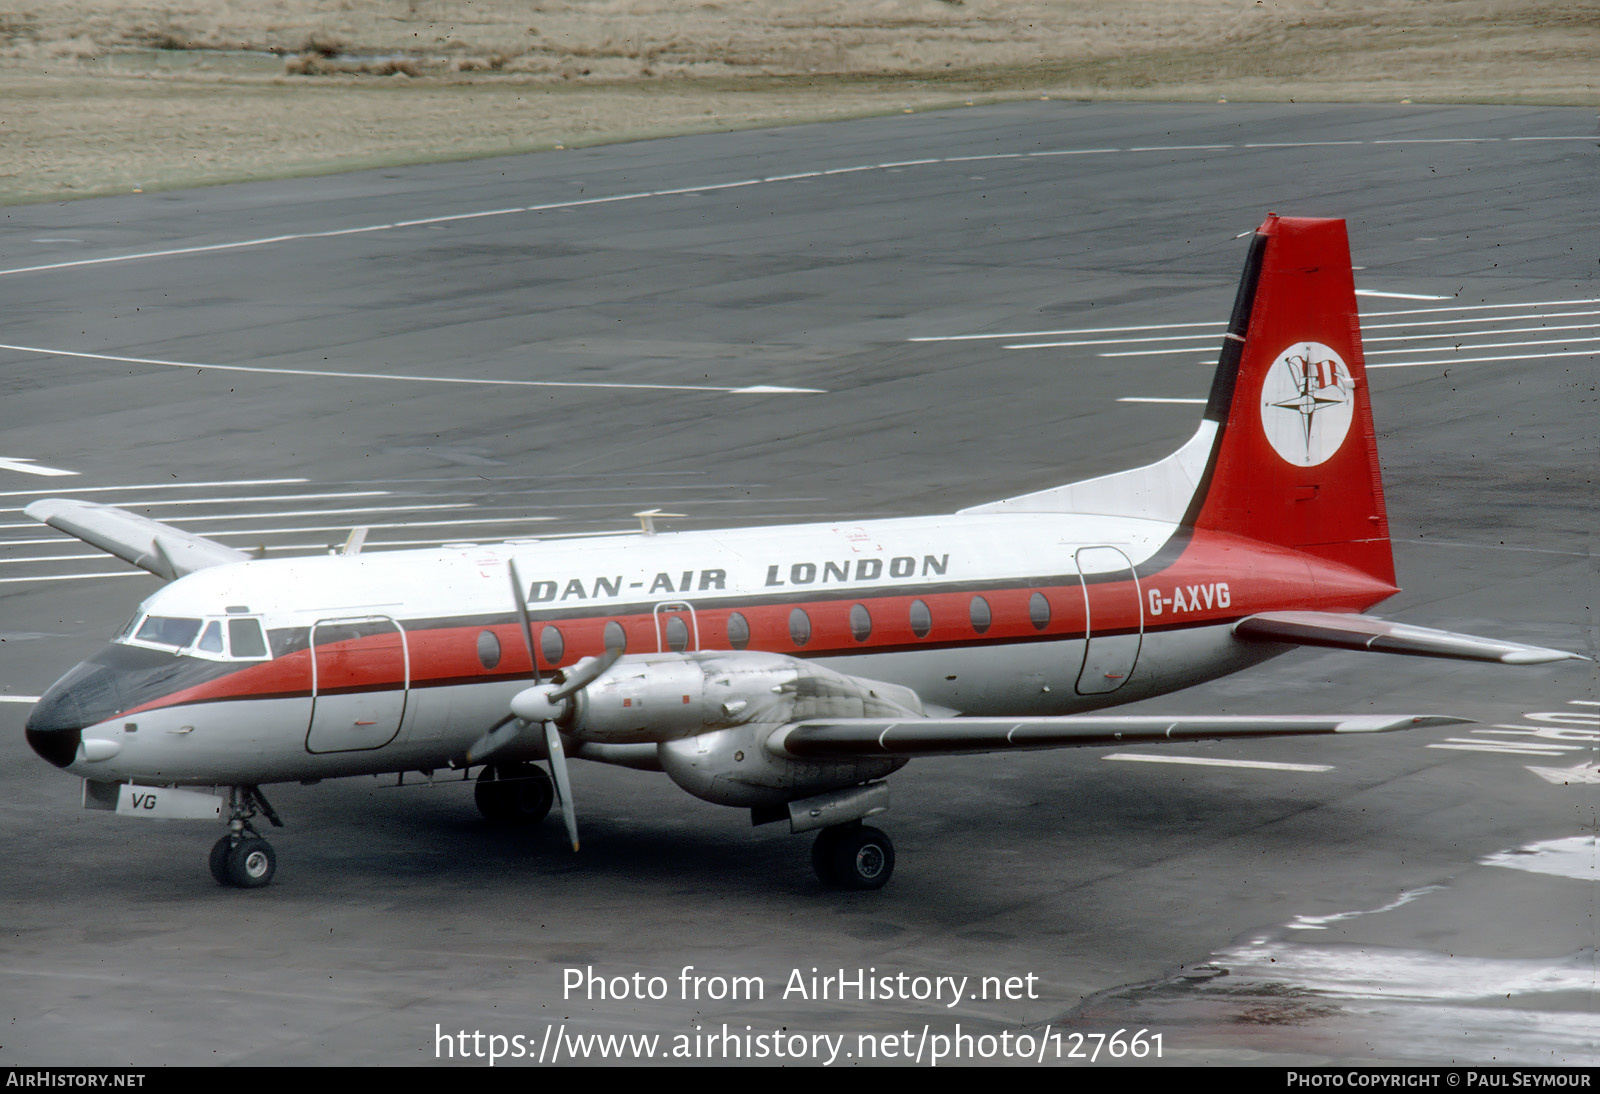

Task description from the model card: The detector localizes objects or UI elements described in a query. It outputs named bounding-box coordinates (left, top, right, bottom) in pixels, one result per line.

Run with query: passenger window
left=228, top=618, right=268, bottom=659
left=665, top=615, right=689, bottom=652
left=540, top=625, right=564, bottom=666
left=969, top=596, right=991, bottom=634
left=909, top=599, right=932, bottom=638
left=1029, top=592, right=1051, bottom=631
left=604, top=620, right=627, bottom=653
left=849, top=604, right=872, bottom=642
left=726, top=612, right=750, bottom=651
left=476, top=629, right=502, bottom=670
left=789, top=608, right=811, bottom=647
left=197, top=622, right=224, bottom=653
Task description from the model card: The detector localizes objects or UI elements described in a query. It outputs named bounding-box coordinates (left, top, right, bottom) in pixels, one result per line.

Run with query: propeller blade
left=549, top=646, right=623, bottom=702
left=464, top=714, right=519, bottom=765
left=508, top=557, right=539, bottom=682
left=544, top=722, right=580, bottom=852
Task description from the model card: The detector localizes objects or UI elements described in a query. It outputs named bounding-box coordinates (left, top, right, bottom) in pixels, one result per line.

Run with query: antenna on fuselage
left=634, top=509, right=685, bottom=536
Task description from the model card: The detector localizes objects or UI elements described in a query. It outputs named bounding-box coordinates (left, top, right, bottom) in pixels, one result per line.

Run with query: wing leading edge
left=26, top=499, right=250, bottom=581
left=771, top=713, right=1467, bottom=760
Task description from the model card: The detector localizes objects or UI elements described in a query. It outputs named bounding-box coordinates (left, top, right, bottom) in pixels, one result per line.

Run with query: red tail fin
left=1187, top=215, right=1395, bottom=587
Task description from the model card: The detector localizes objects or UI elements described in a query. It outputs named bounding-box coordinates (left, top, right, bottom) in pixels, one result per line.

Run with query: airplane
left=22, top=214, right=1587, bottom=892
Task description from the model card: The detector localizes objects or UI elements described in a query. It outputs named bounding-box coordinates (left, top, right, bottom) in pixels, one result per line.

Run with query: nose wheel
left=209, top=785, right=283, bottom=889
left=811, top=823, right=895, bottom=890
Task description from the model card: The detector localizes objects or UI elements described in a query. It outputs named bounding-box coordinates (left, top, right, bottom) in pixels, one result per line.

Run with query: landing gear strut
left=811, top=823, right=895, bottom=890
left=210, top=786, right=282, bottom=889
left=474, top=762, right=555, bottom=825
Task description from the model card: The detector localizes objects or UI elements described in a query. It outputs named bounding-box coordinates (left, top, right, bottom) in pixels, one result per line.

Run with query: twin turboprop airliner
left=23, top=215, right=1586, bottom=891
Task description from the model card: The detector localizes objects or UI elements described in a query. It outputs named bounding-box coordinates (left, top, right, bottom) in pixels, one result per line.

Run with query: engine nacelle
left=657, top=723, right=903, bottom=808
left=563, top=650, right=918, bottom=805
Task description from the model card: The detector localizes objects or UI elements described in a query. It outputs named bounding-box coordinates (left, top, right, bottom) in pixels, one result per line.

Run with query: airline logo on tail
left=1259, top=341, right=1355, bottom=467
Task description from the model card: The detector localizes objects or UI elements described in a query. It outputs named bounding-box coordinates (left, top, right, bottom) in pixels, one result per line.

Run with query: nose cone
left=25, top=655, right=124, bottom=768
left=25, top=722, right=81, bottom=768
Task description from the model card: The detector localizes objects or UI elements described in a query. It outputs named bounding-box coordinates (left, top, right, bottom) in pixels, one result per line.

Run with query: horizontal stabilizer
left=771, top=713, right=1465, bottom=760
left=1234, top=611, right=1588, bottom=665
left=25, top=498, right=250, bottom=581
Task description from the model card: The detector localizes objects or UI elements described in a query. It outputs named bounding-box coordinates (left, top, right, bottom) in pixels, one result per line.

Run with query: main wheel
left=223, top=837, right=276, bottom=889
left=208, top=835, right=231, bottom=885
left=827, top=825, right=894, bottom=890
left=475, top=762, right=555, bottom=824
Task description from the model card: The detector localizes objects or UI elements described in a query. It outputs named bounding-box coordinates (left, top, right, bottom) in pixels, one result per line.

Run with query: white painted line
left=1363, top=308, right=1600, bottom=330
left=0, top=458, right=77, bottom=477
left=0, top=552, right=113, bottom=564
left=1243, top=140, right=1364, bottom=148
left=0, top=344, right=825, bottom=396
left=1354, top=289, right=1451, bottom=300
left=0, top=490, right=389, bottom=514
left=0, top=478, right=307, bottom=499
left=191, top=516, right=560, bottom=537
left=1507, top=135, right=1599, bottom=141
left=1103, top=753, right=1333, bottom=772
left=1125, top=144, right=1233, bottom=152
left=1367, top=349, right=1598, bottom=369
left=1428, top=741, right=1575, bottom=756
left=1098, top=346, right=1221, bottom=358
left=875, top=159, right=941, bottom=168
left=1370, top=138, right=1500, bottom=145
left=0, top=571, right=147, bottom=584
left=1117, top=397, right=1207, bottom=404
left=910, top=321, right=1221, bottom=343
left=1002, top=331, right=1229, bottom=350
left=0, top=696, right=40, bottom=703
left=0, top=503, right=471, bottom=530
left=1365, top=322, right=1598, bottom=344
left=1367, top=336, right=1600, bottom=357
left=1025, top=148, right=1121, bottom=157
left=1361, top=296, right=1600, bottom=317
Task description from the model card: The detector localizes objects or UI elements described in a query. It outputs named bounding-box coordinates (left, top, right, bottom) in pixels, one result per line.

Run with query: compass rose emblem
left=1258, top=341, right=1355, bottom=467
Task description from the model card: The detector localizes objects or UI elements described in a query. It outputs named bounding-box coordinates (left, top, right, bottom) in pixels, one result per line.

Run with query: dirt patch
left=2, top=1, right=1595, bottom=204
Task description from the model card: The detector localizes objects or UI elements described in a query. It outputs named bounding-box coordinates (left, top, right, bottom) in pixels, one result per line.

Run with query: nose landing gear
left=209, top=786, right=283, bottom=889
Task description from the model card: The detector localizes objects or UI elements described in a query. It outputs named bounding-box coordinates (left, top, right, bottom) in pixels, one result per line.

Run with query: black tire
left=208, top=835, right=232, bottom=885
left=827, top=825, right=894, bottom=891
left=224, top=837, right=276, bottom=889
left=475, top=762, right=555, bottom=825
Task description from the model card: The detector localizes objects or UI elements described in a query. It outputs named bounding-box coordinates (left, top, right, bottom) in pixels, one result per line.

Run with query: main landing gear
left=811, top=823, right=895, bottom=890
left=474, top=762, right=555, bottom=825
left=210, top=786, right=283, bottom=889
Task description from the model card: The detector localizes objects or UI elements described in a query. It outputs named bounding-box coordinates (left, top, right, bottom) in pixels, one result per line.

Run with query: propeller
left=463, top=558, right=623, bottom=852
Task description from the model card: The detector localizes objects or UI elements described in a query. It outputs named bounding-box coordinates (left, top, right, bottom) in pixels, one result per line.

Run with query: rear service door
left=306, top=616, right=410, bottom=753
left=1075, top=547, right=1143, bottom=695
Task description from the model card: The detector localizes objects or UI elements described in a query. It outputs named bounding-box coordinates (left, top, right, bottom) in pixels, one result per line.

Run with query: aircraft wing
left=771, top=713, right=1465, bottom=760
left=1234, top=611, right=1588, bottom=665
left=25, top=498, right=251, bottom=581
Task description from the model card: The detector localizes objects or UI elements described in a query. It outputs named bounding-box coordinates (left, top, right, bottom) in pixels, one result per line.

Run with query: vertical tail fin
left=1186, top=215, right=1395, bottom=587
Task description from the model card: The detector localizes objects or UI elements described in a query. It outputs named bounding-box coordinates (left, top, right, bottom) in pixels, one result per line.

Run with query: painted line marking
left=0, top=344, right=824, bottom=396
left=1367, top=349, right=1598, bottom=369
left=1367, top=336, right=1600, bottom=358
left=0, top=695, right=41, bottom=703
left=0, top=502, right=472, bottom=531
left=0, top=459, right=77, bottom=477
left=1354, top=289, right=1452, bottom=300
left=1365, top=322, right=1599, bottom=344
left=1361, top=296, right=1600, bottom=317
left=1103, top=753, right=1333, bottom=772
left=0, top=490, right=390, bottom=515
left=1363, top=308, right=1600, bottom=330
left=0, top=478, right=307, bottom=499
left=1098, top=345, right=1221, bottom=358
left=1, top=137, right=1582, bottom=281
left=1117, top=397, right=1207, bottom=404
left=1002, top=331, right=1230, bottom=350
left=0, top=571, right=147, bottom=584
left=911, top=321, right=1222, bottom=343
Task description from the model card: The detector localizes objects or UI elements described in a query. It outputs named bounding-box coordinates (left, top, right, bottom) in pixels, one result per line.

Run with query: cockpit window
left=135, top=616, right=202, bottom=648
left=228, top=618, right=268, bottom=659
left=197, top=621, right=224, bottom=653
